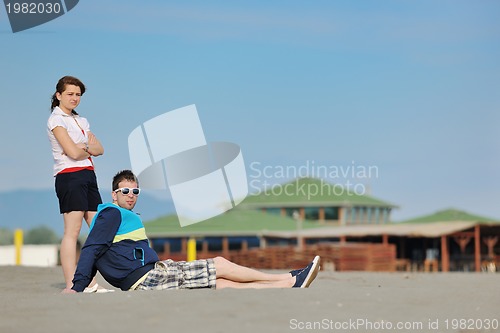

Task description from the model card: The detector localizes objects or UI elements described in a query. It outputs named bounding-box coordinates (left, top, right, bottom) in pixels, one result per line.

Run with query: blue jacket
left=72, top=203, right=159, bottom=292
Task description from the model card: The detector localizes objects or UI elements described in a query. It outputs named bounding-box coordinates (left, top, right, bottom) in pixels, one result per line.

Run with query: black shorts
left=55, top=169, right=102, bottom=214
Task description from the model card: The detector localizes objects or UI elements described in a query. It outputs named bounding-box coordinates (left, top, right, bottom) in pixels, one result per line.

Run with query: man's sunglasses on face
left=114, top=188, right=141, bottom=196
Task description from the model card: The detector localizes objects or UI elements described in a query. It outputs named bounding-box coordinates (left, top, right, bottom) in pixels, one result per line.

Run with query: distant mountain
left=0, top=189, right=176, bottom=236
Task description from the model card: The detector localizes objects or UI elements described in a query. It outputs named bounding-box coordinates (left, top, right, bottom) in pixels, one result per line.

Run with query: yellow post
left=14, top=229, right=23, bottom=266
left=187, top=237, right=196, bottom=262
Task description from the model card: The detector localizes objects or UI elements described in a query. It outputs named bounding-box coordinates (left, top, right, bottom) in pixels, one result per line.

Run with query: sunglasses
left=114, top=187, right=141, bottom=196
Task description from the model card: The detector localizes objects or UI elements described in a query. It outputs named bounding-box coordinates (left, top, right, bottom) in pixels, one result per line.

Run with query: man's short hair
left=112, top=170, right=139, bottom=191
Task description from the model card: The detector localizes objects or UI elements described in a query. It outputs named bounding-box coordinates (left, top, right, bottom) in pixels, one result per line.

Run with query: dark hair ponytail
left=51, top=93, right=59, bottom=110
left=50, top=76, right=86, bottom=115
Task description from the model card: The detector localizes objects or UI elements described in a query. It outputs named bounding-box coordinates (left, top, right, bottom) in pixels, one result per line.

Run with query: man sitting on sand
left=63, top=170, right=320, bottom=293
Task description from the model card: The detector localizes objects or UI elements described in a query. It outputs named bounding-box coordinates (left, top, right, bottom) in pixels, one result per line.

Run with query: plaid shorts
left=136, top=259, right=217, bottom=290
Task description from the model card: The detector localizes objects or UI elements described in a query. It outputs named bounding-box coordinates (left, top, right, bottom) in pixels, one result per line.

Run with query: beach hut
left=398, top=209, right=500, bottom=272
left=240, top=177, right=397, bottom=225
left=262, top=208, right=500, bottom=272
left=144, top=208, right=322, bottom=258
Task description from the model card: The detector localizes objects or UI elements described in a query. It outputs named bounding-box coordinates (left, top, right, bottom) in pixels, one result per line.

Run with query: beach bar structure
left=145, top=208, right=499, bottom=272
left=263, top=209, right=500, bottom=272
left=144, top=209, right=320, bottom=255
left=144, top=177, right=499, bottom=272
left=399, top=209, right=500, bottom=272
left=145, top=177, right=397, bottom=254
left=240, top=177, right=398, bottom=225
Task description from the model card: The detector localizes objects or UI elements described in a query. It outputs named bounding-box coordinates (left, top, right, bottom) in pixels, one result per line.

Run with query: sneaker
left=83, top=284, right=98, bottom=293
left=289, top=268, right=303, bottom=277
left=293, top=256, right=320, bottom=288
left=95, top=287, right=115, bottom=293
left=83, top=283, right=115, bottom=293
left=290, top=256, right=320, bottom=276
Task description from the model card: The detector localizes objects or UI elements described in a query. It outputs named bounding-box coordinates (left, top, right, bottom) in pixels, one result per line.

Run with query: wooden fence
left=159, top=242, right=396, bottom=271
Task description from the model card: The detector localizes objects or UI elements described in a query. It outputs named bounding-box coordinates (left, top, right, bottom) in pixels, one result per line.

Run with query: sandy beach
left=0, top=266, right=498, bottom=333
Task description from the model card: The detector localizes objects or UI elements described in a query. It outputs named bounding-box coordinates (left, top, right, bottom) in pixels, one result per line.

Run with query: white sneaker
left=83, top=283, right=115, bottom=293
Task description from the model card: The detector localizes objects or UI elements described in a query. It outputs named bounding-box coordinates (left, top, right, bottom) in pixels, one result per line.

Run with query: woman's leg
left=60, top=211, right=84, bottom=289
left=83, top=211, right=96, bottom=227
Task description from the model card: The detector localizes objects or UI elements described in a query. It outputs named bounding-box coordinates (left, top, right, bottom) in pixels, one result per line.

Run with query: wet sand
left=0, top=266, right=499, bottom=333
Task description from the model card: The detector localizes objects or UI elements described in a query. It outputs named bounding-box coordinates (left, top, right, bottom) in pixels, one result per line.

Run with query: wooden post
left=319, top=207, right=325, bottom=222
left=163, top=242, right=170, bottom=257
left=181, top=238, right=187, bottom=254
left=299, top=207, right=305, bottom=220
left=474, top=225, right=481, bottom=272
left=382, top=234, right=388, bottom=245
left=222, top=237, right=229, bottom=254
left=298, top=237, right=305, bottom=250
left=202, top=240, right=209, bottom=255
left=441, top=235, right=449, bottom=272
left=260, top=236, right=267, bottom=249
left=339, top=207, right=346, bottom=226
left=292, top=209, right=304, bottom=250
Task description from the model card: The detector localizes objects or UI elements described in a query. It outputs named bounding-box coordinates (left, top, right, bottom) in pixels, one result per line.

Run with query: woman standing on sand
left=47, top=76, right=108, bottom=292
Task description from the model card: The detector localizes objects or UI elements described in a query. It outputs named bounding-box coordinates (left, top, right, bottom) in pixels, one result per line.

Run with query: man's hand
left=61, top=288, right=77, bottom=294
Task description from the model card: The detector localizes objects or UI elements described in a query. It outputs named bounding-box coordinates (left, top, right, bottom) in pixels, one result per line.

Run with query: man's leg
left=81, top=211, right=114, bottom=293
left=216, top=277, right=294, bottom=289
left=214, top=256, right=294, bottom=288
left=213, top=256, right=320, bottom=289
left=213, top=256, right=292, bottom=283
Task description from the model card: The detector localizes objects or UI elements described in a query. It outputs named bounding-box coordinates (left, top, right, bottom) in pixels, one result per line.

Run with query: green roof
left=399, top=208, right=497, bottom=224
left=144, top=208, right=324, bottom=237
left=240, top=177, right=396, bottom=208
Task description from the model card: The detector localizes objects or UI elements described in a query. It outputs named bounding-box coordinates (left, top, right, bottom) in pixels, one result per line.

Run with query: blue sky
left=1, top=0, right=499, bottom=222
